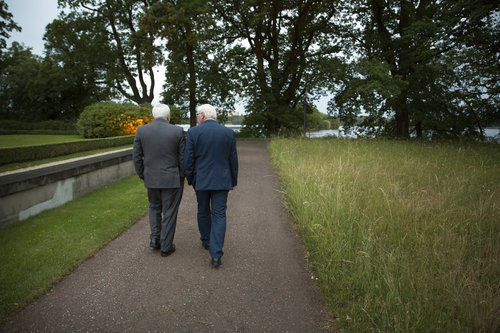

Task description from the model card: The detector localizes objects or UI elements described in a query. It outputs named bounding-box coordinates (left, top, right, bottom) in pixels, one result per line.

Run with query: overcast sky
left=6, top=0, right=59, bottom=55
left=4, top=0, right=331, bottom=113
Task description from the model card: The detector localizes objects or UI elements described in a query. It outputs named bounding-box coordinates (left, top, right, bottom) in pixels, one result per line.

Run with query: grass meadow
left=0, top=176, right=148, bottom=323
left=269, top=138, right=499, bottom=332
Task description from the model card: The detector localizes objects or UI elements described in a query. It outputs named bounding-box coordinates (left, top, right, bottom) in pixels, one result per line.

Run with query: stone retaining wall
left=0, top=148, right=135, bottom=228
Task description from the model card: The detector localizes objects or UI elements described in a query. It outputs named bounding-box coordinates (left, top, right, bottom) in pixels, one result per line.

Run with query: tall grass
left=269, top=139, right=499, bottom=332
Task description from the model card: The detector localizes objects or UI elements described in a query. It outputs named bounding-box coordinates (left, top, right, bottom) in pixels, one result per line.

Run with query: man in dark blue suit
left=184, top=104, right=238, bottom=268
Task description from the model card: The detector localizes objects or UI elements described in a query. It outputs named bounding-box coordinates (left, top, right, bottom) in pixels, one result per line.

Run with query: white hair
left=152, top=104, right=170, bottom=120
left=197, top=104, right=217, bottom=119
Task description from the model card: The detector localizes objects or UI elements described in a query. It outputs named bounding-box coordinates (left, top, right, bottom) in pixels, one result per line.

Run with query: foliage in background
left=213, top=0, right=339, bottom=137
left=228, top=115, right=244, bottom=125
left=3, top=0, right=498, bottom=139
left=0, top=0, right=20, bottom=51
left=270, top=139, right=499, bottom=331
left=46, top=0, right=162, bottom=105
left=168, top=104, right=188, bottom=125
left=305, top=105, right=340, bottom=131
left=0, top=43, right=110, bottom=122
left=329, top=1, right=500, bottom=139
left=0, top=176, right=148, bottom=324
left=143, top=0, right=239, bottom=127
left=77, top=102, right=153, bottom=138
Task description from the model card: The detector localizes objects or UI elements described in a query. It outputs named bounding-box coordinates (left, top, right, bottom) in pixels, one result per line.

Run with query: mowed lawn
left=0, top=135, right=84, bottom=148
left=0, top=176, right=148, bottom=324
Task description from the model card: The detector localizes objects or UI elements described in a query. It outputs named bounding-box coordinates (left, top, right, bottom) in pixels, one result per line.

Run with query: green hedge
left=0, top=129, right=78, bottom=135
left=0, top=120, right=78, bottom=135
left=77, top=102, right=153, bottom=138
left=0, top=120, right=76, bottom=131
left=0, top=136, right=134, bottom=166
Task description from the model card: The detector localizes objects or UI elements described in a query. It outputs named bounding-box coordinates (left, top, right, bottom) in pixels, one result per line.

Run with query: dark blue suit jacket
left=184, top=119, right=238, bottom=191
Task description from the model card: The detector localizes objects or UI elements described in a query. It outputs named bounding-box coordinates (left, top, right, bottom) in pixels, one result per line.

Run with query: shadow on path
left=1, top=141, right=331, bottom=332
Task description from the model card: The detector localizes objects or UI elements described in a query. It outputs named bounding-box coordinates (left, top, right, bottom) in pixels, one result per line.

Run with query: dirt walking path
left=1, top=141, right=331, bottom=332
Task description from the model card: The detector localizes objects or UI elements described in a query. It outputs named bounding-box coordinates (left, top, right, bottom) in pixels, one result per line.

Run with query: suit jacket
left=133, top=118, right=185, bottom=188
left=184, top=119, right=238, bottom=191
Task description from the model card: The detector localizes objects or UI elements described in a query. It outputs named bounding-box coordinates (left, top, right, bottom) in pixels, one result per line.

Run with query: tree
left=306, top=108, right=332, bottom=131
left=442, top=3, right=500, bottom=139
left=168, top=104, right=188, bottom=124
left=48, top=0, right=163, bottom=105
left=0, top=42, right=110, bottom=121
left=143, top=0, right=239, bottom=127
left=330, top=0, right=500, bottom=139
left=0, top=43, right=39, bottom=120
left=213, top=0, right=340, bottom=136
left=0, top=0, right=21, bottom=52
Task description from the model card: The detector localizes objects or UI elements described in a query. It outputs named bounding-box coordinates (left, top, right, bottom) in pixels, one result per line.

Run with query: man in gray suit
left=133, top=104, right=185, bottom=257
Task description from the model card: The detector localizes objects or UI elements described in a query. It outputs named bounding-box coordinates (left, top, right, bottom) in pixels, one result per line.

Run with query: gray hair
left=152, top=104, right=170, bottom=120
left=197, top=104, right=217, bottom=119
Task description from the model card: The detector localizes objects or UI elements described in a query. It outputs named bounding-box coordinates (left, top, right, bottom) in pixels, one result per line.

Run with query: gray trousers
left=147, top=183, right=184, bottom=252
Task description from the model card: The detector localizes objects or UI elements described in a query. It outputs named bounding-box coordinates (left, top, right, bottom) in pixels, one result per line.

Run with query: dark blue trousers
left=195, top=190, right=229, bottom=259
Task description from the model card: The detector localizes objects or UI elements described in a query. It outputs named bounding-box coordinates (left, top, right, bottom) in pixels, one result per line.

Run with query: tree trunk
left=186, top=42, right=197, bottom=128
left=394, top=87, right=410, bottom=138
left=394, top=109, right=408, bottom=138
left=415, top=121, right=423, bottom=139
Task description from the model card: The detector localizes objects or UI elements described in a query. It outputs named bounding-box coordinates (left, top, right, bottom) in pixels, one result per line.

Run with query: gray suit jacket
left=133, top=118, right=185, bottom=188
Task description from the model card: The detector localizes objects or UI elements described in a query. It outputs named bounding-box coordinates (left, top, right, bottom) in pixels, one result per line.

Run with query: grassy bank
left=0, top=134, right=84, bottom=148
left=0, top=176, right=148, bottom=323
left=269, top=139, right=499, bottom=332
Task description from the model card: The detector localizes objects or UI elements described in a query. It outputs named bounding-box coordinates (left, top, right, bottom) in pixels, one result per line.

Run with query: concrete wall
left=0, top=148, right=136, bottom=228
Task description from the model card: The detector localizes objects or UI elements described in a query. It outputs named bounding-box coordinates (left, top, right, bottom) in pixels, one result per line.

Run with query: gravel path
left=1, top=141, right=332, bottom=332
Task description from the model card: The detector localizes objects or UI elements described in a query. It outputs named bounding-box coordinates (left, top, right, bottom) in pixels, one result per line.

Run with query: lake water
left=484, top=128, right=500, bottom=138
left=179, top=124, right=499, bottom=141
left=179, top=124, right=241, bottom=132
left=307, top=127, right=500, bottom=140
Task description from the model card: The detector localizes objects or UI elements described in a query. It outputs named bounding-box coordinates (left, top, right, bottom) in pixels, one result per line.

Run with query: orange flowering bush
left=77, top=102, right=153, bottom=138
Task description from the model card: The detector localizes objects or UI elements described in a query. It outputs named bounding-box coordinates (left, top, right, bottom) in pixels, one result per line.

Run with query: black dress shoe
left=211, top=257, right=221, bottom=268
left=161, top=244, right=176, bottom=257
left=202, top=242, right=210, bottom=250
left=150, top=238, right=160, bottom=250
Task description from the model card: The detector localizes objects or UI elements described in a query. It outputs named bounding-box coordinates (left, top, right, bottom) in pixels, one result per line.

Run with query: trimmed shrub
left=0, top=135, right=134, bottom=166
left=320, top=119, right=331, bottom=130
left=77, top=102, right=153, bottom=138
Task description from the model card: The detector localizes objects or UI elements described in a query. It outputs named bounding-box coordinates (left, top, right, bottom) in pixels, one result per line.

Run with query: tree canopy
left=46, top=0, right=163, bottom=105
left=211, top=0, right=340, bottom=136
left=1, top=0, right=498, bottom=139
left=0, top=0, right=20, bottom=52
left=329, top=0, right=500, bottom=139
left=0, top=42, right=111, bottom=121
left=142, top=0, right=240, bottom=127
